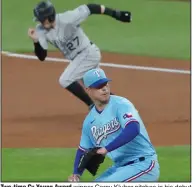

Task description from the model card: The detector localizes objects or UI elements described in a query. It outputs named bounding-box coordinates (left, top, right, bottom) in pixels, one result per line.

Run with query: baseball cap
left=83, top=68, right=111, bottom=88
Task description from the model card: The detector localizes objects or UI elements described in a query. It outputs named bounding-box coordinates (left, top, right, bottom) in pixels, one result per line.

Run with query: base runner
left=28, top=1, right=132, bottom=109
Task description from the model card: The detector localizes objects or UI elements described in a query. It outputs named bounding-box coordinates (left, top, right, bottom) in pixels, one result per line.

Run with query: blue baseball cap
left=83, top=68, right=111, bottom=88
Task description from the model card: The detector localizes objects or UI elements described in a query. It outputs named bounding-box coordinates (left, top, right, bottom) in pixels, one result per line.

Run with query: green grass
left=2, top=146, right=191, bottom=182
left=2, top=0, right=190, bottom=59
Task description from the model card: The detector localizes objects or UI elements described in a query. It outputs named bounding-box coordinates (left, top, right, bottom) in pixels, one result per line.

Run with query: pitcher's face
left=87, top=82, right=110, bottom=104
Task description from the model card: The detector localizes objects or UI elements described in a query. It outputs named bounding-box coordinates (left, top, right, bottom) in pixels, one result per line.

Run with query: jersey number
left=66, top=36, right=79, bottom=51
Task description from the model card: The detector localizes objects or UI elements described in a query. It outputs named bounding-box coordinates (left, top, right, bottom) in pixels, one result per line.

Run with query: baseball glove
left=78, top=147, right=105, bottom=176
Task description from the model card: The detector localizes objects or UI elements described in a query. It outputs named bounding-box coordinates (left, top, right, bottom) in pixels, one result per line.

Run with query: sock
left=66, top=81, right=93, bottom=106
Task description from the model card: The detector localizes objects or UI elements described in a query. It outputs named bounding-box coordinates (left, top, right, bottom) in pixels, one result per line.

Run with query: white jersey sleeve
left=61, top=5, right=90, bottom=26
left=35, top=24, right=48, bottom=50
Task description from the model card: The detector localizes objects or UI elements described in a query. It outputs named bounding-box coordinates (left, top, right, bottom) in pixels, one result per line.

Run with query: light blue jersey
left=78, top=68, right=160, bottom=182
left=80, top=95, right=157, bottom=166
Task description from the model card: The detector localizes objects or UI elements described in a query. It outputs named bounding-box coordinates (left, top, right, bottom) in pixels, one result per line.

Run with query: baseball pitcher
left=28, top=1, right=132, bottom=109
left=68, top=68, right=160, bottom=182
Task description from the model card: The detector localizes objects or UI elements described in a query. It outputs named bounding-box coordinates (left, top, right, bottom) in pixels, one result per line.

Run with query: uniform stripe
left=78, top=145, right=86, bottom=152
left=124, top=119, right=139, bottom=127
left=124, top=160, right=155, bottom=182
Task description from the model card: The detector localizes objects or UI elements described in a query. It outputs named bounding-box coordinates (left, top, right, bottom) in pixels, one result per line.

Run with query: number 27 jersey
left=35, top=5, right=92, bottom=60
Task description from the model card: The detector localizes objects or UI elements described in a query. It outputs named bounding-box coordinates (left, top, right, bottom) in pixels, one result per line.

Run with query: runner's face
left=42, top=19, right=55, bottom=29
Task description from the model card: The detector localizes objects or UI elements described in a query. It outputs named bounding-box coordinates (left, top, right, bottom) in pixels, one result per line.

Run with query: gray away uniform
left=36, top=5, right=101, bottom=88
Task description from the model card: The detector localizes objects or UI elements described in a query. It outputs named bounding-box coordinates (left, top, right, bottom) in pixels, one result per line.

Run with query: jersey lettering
left=91, top=117, right=121, bottom=145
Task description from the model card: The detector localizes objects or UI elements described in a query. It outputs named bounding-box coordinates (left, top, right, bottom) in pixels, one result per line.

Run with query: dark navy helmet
left=33, top=1, right=56, bottom=23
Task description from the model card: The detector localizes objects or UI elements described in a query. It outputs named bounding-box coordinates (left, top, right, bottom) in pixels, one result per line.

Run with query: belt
left=123, top=157, right=145, bottom=166
left=70, top=41, right=93, bottom=61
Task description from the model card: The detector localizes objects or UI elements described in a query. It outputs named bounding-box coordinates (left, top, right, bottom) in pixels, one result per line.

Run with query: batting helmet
left=33, top=1, right=56, bottom=23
